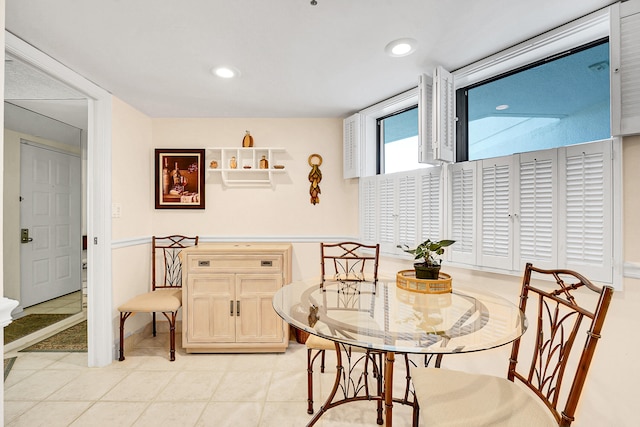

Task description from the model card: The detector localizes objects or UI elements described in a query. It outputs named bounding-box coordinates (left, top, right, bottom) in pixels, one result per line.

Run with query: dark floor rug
left=20, top=321, right=87, bottom=352
left=4, top=357, right=17, bottom=381
left=4, top=313, right=73, bottom=344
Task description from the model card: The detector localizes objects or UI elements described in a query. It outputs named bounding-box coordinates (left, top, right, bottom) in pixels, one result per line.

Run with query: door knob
left=21, top=228, right=33, bottom=243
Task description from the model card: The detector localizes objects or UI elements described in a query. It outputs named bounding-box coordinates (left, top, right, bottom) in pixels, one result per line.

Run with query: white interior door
left=20, top=140, right=81, bottom=308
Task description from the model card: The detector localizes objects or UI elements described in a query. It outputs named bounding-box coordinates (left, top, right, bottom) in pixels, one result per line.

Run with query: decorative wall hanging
left=155, top=149, right=205, bottom=209
left=308, top=153, right=323, bottom=205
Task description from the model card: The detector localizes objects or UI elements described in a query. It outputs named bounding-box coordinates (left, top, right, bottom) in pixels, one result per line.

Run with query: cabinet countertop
left=181, top=243, right=292, bottom=254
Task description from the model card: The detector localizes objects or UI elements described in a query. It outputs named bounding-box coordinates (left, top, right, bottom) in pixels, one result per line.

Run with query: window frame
left=356, top=88, right=419, bottom=178
left=455, top=37, right=610, bottom=162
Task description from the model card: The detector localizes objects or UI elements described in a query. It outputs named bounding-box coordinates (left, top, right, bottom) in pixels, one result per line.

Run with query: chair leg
left=412, top=401, right=420, bottom=427
left=119, top=311, right=132, bottom=361
left=307, top=348, right=315, bottom=414
left=161, top=311, right=177, bottom=361
left=152, top=312, right=157, bottom=337
left=307, top=347, right=329, bottom=414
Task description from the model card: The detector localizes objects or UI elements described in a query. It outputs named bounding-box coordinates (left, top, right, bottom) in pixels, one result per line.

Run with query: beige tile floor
left=4, top=331, right=418, bottom=426
left=22, top=291, right=84, bottom=316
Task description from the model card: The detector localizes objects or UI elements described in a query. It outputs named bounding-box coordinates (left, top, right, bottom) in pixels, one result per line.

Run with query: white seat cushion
left=305, top=334, right=337, bottom=350
left=117, top=288, right=182, bottom=313
left=305, top=334, right=371, bottom=354
left=412, top=367, right=556, bottom=427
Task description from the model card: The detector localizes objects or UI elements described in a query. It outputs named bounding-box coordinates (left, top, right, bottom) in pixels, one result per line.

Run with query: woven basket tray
left=396, top=270, right=452, bottom=294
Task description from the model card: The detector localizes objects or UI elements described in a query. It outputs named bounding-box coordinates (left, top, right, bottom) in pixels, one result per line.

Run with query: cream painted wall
left=111, top=97, right=154, bottom=241
left=110, top=98, right=154, bottom=334
left=150, top=118, right=358, bottom=238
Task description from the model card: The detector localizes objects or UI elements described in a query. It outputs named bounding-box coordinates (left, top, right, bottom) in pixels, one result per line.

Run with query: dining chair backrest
left=151, top=235, right=199, bottom=291
left=320, top=241, right=380, bottom=285
left=510, top=263, right=613, bottom=426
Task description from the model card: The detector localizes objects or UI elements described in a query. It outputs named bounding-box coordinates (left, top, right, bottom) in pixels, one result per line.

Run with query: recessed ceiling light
left=212, top=66, right=240, bottom=79
left=385, top=38, right=417, bottom=57
left=496, top=104, right=510, bottom=111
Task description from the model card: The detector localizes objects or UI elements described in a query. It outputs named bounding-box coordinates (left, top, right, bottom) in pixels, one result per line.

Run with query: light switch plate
left=112, top=203, right=122, bottom=218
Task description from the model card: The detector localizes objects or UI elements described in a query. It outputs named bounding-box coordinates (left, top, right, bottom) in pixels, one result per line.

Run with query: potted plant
left=398, top=239, right=455, bottom=279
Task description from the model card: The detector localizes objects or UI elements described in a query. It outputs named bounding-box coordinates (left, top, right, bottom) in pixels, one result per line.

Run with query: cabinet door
left=186, top=274, right=235, bottom=343
left=235, top=274, right=284, bottom=343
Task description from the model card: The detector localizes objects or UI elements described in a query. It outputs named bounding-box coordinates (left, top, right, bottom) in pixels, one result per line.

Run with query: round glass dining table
left=272, top=279, right=526, bottom=426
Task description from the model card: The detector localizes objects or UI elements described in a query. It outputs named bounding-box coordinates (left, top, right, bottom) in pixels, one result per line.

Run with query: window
left=458, top=40, right=611, bottom=161
left=357, top=5, right=622, bottom=289
left=378, top=106, right=430, bottom=174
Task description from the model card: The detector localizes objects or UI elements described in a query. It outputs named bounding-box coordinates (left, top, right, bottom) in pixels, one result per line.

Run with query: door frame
left=6, top=31, right=113, bottom=367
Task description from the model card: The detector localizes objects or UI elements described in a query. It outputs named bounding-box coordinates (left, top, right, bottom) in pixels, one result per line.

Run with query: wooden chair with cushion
left=118, top=235, right=198, bottom=361
left=305, top=241, right=380, bottom=414
left=411, top=263, right=613, bottom=427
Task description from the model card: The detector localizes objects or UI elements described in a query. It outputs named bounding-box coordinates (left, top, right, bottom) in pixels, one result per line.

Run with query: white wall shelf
left=206, top=147, right=287, bottom=187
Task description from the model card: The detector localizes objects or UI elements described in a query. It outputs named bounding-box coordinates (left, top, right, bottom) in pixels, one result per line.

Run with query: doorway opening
left=4, top=32, right=113, bottom=367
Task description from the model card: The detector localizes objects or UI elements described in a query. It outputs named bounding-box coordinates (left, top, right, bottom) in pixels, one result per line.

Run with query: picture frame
left=154, top=148, right=205, bottom=209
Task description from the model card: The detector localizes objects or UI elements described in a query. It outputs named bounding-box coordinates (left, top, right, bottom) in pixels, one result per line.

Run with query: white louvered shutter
left=479, top=156, right=513, bottom=270
left=612, top=1, right=640, bottom=136
left=418, top=74, right=435, bottom=164
left=398, top=173, right=418, bottom=248
left=433, top=66, right=455, bottom=163
left=516, top=150, right=557, bottom=272
left=419, top=166, right=442, bottom=242
left=559, top=141, right=612, bottom=282
left=343, top=113, right=360, bottom=178
left=378, top=176, right=396, bottom=253
left=360, top=177, right=378, bottom=243
left=449, top=162, right=476, bottom=265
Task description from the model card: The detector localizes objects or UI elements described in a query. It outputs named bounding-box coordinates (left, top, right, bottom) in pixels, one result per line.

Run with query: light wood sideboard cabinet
left=181, top=243, right=292, bottom=353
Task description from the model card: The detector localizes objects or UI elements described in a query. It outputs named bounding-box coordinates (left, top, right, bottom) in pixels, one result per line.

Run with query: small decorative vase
left=209, top=160, right=218, bottom=169
left=229, top=156, right=237, bottom=169
left=259, top=155, right=269, bottom=169
left=242, top=131, right=254, bottom=147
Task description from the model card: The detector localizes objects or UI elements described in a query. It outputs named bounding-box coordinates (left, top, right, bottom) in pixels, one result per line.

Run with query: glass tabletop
left=273, top=280, right=526, bottom=355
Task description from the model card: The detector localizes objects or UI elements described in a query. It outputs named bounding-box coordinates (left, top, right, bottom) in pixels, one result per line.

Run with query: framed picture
left=154, top=148, right=205, bottom=209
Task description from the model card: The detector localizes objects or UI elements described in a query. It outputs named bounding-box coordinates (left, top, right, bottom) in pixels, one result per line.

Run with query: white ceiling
left=5, top=0, right=615, bottom=120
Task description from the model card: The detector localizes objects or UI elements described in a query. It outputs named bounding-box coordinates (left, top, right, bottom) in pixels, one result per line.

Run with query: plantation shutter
left=398, top=173, right=418, bottom=248
left=343, top=113, right=360, bottom=178
left=433, top=66, right=455, bottom=163
left=559, top=141, right=612, bottom=282
left=378, top=176, right=396, bottom=252
left=516, top=150, right=557, bottom=272
left=449, top=162, right=476, bottom=265
left=479, top=156, right=513, bottom=270
left=360, top=177, right=377, bottom=243
left=419, top=166, right=442, bottom=242
left=612, top=1, right=640, bottom=136
left=418, top=73, right=435, bottom=164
